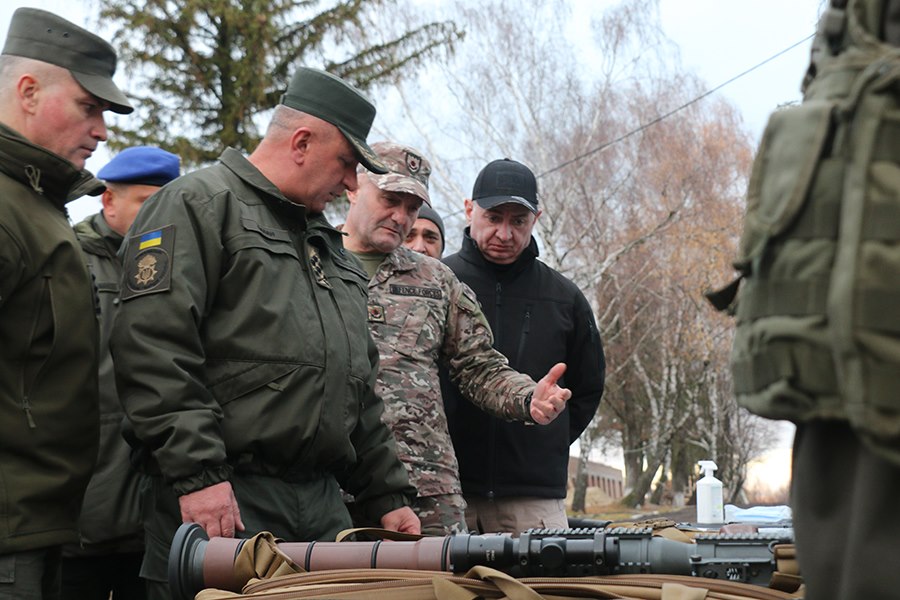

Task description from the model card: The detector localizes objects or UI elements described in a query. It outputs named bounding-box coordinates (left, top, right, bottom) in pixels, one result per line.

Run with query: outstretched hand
left=530, top=362, right=572, bottom=425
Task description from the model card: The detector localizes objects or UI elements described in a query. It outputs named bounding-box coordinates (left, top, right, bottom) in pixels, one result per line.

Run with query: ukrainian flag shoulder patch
left=121, top=224, right=176, bottom=301
left=138, top=230, right=163, bottom=250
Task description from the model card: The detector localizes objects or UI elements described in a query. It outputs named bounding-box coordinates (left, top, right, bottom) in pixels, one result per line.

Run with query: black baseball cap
left=472, top=158, right=538, bottom=214
left=2, top=8, right=133, bottom=114
left=280, top=67, right=387, bottom=174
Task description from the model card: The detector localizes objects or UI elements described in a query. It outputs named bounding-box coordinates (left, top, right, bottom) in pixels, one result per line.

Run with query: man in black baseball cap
left=470, top=157, right=539, bottom=215
left=442, top=157, right=606, bottom=535
left=0, top=8, right=134, bottom=600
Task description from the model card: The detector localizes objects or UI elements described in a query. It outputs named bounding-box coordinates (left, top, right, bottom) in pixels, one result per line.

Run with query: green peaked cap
left=281, top=67, right=387, bottom=174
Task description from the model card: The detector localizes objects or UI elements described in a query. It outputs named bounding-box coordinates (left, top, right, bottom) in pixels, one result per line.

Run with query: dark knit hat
left=417, top=203, right=445, bottom=252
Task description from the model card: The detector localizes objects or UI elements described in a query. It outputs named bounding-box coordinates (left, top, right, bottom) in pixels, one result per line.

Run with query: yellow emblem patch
left=135, top=253, right=160, bottom=287
left=121, top=224, right=175, bottom=300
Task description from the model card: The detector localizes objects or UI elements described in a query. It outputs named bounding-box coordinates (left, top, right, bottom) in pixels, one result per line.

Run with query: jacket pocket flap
left=206, top=360, right=299, bottom=405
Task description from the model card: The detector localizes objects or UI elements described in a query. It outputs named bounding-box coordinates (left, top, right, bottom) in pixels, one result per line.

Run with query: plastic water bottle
left=696, top=460, right=724, bottom=525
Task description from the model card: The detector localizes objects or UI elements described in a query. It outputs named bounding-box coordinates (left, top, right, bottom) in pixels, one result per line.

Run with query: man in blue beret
left=64, top=146, right=180, bottom=600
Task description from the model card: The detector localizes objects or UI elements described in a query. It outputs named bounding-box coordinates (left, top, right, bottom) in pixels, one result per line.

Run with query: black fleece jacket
left=442, top=228, right=605, bottom=499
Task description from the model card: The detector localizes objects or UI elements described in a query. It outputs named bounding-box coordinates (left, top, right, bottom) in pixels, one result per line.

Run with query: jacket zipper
left=515, top=304, right=532, bottom=366
left=21, top=273, right=53, bottom=429
left=22, top=396, right=36, bottom=429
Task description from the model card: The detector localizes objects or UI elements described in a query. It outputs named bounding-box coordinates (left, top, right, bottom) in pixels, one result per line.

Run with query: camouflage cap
left=2, top=8, right=133, bottom=114
left=281, top=67, right=387, bottom=174
left=360, top=141, right=431, bottom=206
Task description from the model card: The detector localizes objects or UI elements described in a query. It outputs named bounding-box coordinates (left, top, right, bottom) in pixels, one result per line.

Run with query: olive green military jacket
left=110, top=148, right=413, bottom=522
left=71, top=214, right=144, bottom=554
left=366, top=246, right=534, bottom=497
left=0, top=123, right=100, bottom=554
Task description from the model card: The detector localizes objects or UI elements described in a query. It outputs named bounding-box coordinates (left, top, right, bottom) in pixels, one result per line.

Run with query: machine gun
left=169, top=523, right=795, bottom=600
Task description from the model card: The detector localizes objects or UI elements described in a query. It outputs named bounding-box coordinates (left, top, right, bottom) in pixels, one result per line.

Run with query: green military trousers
left=141, top=473, right=352, bottom=600
left=792, top=420, right=900, bottom=600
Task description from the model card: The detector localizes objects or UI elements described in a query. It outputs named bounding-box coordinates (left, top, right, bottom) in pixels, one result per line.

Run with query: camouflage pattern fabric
left=358, top=141, right=431, bottom=206
left=414, top=494, right=467, bottom=536
left=366, top=246, right=535, bottom=499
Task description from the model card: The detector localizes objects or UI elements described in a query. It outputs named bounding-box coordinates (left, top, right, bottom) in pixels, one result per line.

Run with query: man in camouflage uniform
left=341, top=141, right=572, bottom=535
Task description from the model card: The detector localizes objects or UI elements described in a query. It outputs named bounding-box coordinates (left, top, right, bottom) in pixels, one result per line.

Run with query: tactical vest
left=709, top=0, right=900, bottom=464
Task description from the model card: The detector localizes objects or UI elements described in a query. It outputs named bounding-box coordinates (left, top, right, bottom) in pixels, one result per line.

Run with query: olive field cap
left=98, top=146, right=181, bottom=187
left=2, top=8, right=133, bottom=114
left=280, top=67, right=387, bottom=174
left=472, top=158, right=538, bottom=214
left=361, top=141, right=431, bottom=206
left=417, top=203, right=445, bottom=249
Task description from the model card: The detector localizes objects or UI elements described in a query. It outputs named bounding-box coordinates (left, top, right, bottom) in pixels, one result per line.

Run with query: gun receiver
left=169, top=523, right=793, bottom=600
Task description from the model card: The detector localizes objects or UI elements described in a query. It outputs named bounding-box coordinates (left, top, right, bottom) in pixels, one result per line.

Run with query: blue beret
left=97, top=146, right=181, bottom=187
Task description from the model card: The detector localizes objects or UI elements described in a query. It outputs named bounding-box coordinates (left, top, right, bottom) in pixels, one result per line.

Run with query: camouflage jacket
left=366, top=246, right=535, bottom=497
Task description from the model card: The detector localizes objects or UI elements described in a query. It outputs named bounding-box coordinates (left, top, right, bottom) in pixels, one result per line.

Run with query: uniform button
left=113, top=298, right=120, bottom=306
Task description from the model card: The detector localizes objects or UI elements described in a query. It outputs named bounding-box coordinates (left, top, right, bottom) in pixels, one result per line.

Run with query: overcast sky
left=0, top=1, right=824, bottom=222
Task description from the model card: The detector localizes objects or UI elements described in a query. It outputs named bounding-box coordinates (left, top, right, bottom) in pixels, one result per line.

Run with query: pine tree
left=100, top=0, right=462, bottom=166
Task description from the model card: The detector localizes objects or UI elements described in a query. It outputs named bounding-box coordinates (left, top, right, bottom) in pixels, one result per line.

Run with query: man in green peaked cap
left=2, top=7, right=133, bottom=116
left=281, top=67, right=386, bottom=175
left=0, top=8, right=133, bottom=599
left=111, top=66, right=418, bottom=599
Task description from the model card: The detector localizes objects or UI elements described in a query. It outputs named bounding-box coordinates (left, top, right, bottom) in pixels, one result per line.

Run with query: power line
left=537, top=33, right=816, bottom=179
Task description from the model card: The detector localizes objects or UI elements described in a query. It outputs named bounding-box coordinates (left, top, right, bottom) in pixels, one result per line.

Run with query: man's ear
left=533, top=208, right=542, bottom=222
left=16, top=74, right=40, bottom=114
left=100, top=188, right=115, bottom=215
left=464, top=198, right=474, bottom=224
left=290, top=127, right=313, bottom=165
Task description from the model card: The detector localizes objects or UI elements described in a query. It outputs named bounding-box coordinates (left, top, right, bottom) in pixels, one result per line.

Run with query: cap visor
left=341, top=129, right=388, bottom=174
left=372, top=177, right=431, bottom=207
left=71, top=71, right=134, bottom=114
left=475, top=195, right=538, bottom=214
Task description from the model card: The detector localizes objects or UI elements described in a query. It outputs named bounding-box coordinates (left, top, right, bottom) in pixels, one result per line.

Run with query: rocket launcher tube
left=168, top=523, right=791, bottom=600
